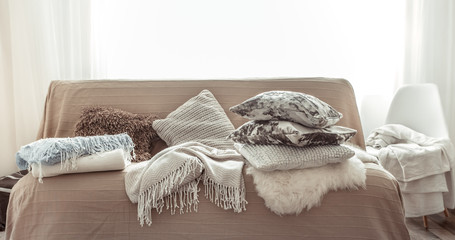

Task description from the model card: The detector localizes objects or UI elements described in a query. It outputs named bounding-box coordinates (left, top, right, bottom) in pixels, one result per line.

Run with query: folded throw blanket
left=366, top=124, right=454, bottom=182
left=16, top=133, right=135, bottom=181
left=366, top=124, right=455, bottom=215
left=30, top=149, right=128, bottom=178
left=125, top=142, right=246, bottom=226
left=247, top=155, right=366, bottom=215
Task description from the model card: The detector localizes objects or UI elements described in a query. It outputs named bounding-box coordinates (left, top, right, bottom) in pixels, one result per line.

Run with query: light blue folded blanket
left=16, top=133, right=135, bottom=171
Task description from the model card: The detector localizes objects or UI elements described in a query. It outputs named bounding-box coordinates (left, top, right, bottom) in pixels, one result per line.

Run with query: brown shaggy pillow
left=74, top=106, right=163, bottom=162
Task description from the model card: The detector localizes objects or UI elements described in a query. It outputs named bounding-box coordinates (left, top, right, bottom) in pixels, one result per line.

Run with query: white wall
left=360, top=95, right=391, bottom=139
left=0, top=0, right=19, bottom=176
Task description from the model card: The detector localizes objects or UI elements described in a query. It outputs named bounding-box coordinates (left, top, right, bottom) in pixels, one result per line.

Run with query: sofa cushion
left=74, top=106, right=161, bottom=162
left=229, top=120, right=357, bottom=147
left=235, top=143, right=355, bottom=171
left=152, top=89, right=235, bottom=149
left=229, top=91, right=342, bottom=128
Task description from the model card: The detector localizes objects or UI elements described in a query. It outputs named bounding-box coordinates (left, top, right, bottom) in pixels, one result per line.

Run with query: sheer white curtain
left=0, top=0, right=91, bottom=176
left=1, top=0, right=406, bottom=176
left=92, top=0, right=405, bottom=140
left=92, top=0, right=404, bottom=92
left=402, top=0, right=455, bottom=141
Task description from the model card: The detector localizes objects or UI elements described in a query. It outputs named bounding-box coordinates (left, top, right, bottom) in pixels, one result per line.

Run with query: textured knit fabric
left=125, top=142, right=246, bottom=226
left=74, top=106, right=161, bottom=162
left=152, top=90, right=235, bottom=150
left=230, top=91, right=342, bottom=128
left=228, top=120, right=357, bottom=147
left=235, top=143, right=355, bottom=171
left=16, top=134, right=135, bottom=181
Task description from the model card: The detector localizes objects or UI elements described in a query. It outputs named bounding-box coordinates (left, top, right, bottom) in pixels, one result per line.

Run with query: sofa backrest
left=37, top=78, right=365, bottom=148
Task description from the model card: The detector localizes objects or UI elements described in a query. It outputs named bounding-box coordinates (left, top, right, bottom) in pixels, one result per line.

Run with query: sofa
left=6, top=78, right=409, bottom=239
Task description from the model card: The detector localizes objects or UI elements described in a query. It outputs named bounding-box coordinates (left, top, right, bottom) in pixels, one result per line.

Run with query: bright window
left=91, top=0, right=405, bottom=100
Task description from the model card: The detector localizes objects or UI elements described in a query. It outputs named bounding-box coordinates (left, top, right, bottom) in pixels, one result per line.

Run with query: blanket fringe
left=137, top=159, right=203, bottom=226
left=32, top=134, right=135, bottom=183
left=203, top=174, right=247, bottom=213
left=57, top=133, right=135, bottom=170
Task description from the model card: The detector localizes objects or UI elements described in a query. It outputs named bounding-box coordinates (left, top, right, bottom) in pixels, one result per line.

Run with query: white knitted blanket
left=125, top=142, right=246, bottom=226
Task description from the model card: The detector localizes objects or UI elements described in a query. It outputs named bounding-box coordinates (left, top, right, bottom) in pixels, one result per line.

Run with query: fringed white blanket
left=247, top=155, right=366, bottom=216
left=16, top=133, right=135, bottom=182
left=125, top=142, right=247, bottom=226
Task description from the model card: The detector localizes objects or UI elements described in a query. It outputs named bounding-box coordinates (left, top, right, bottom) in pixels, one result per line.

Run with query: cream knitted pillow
left=234, top=143, right=355, bottom=171
left=152, top=90, right=235, bottom=149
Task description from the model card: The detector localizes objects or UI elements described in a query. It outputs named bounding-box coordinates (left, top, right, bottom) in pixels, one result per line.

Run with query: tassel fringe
left=203, top=174, right=247, bottom=213
left=136, top=159, right=247, bottom=226
left=137, top=159, right=203, bottom=226
left=30, top=134, right=135, bottom=183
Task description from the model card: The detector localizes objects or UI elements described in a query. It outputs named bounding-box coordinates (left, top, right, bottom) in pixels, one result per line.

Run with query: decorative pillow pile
left=228, top=120, right=356, bottom=147
left=74, top=106, right=161, bottom=162
left=152, top=90, right=235, bottom=149
left=229, top=91, right=343, bottom=128
left=229, top=90, right=356, bottom=171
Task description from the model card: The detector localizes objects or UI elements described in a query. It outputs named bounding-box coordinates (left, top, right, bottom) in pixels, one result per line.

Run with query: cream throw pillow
left=152, top=90, right=235, bottom=149
left=235, top=143, right=355, bottom=171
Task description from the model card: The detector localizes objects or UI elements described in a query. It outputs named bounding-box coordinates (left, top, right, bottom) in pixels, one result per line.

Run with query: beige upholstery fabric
left=6, top=78, right=410, bottom=240
left=36, top=78, right=366, bottom=148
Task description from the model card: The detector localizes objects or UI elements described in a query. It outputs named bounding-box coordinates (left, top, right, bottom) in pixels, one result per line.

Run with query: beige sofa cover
left=6, top=78, right=409, bottom=240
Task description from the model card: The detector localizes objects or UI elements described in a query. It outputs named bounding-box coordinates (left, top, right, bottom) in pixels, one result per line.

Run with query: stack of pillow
left=228, top=91, right=358, bottom=171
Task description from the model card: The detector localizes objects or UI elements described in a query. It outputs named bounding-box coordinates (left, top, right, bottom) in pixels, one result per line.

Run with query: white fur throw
left=125, top=142, right=246, bottom=226
left=247, top=155, right=366, bottom=215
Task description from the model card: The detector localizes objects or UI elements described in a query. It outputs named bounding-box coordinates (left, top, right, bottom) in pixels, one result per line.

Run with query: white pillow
left=153, top=90, right=235, bottom=149
left=235, top=143, right=355, bottom=171
left=229, top=91, right=342, bottom=128
left=228, top=120, right=356, bottom=147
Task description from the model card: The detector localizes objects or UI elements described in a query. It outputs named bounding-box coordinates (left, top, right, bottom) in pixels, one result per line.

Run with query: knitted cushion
left=153, top=90, right=235, bottom=149
left=235, top=143, right=355, bottom=171
left=74, top=106, right=161, bottom=162
left=229, top=91, right=342, bottom=128
left=229, top=120, right=357, bottom=147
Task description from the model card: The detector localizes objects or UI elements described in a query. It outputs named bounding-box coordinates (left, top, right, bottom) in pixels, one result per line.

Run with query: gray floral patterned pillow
left=228, top=120, right=356, bottom=147
left=234, top=143, right=355, bottom=171
left=229, top=91, right=342, bottom=128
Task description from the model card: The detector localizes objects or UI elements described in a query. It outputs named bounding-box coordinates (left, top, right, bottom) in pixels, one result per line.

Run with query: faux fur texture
left=74, top=106, right=161, bottom=162
left=246, top=155, right=366, bottom=216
